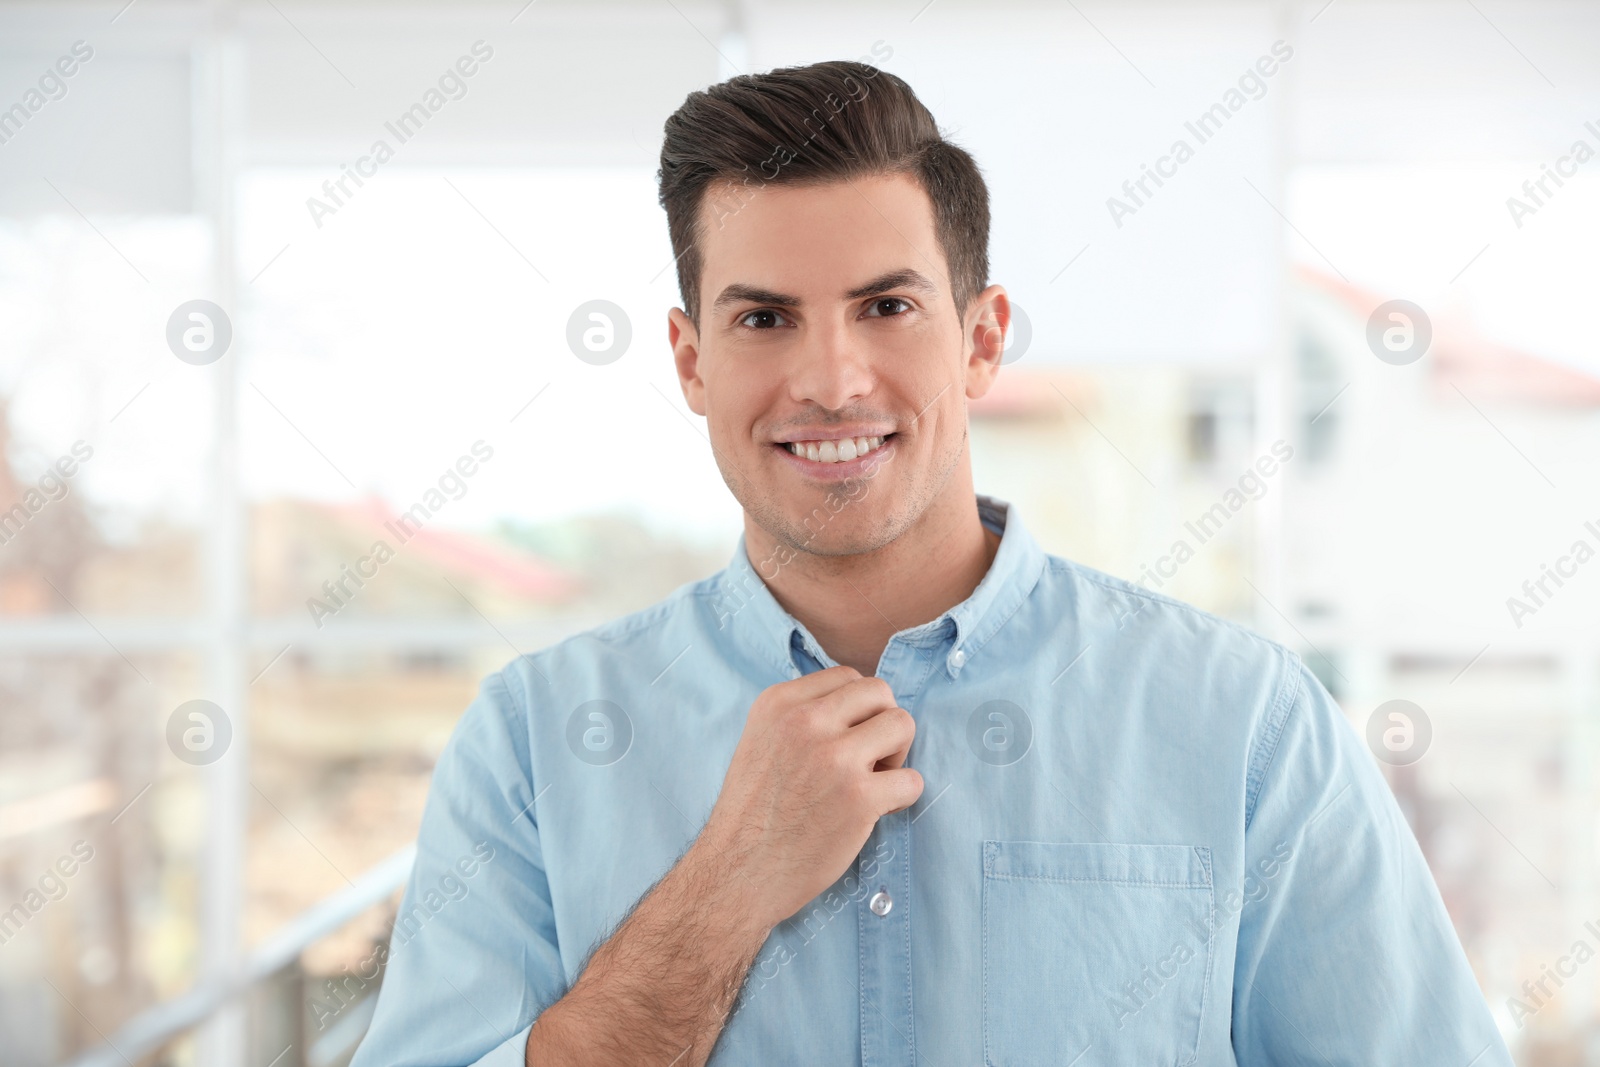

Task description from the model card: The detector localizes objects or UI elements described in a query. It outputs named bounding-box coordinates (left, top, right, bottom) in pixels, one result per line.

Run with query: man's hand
left=701, top=665, right=925, bottom=928
left=524, top=666, right=922, bottom=1066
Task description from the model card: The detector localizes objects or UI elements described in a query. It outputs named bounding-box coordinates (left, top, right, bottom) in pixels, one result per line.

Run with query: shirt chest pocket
left=981, top=841, right=1215, bottom=1067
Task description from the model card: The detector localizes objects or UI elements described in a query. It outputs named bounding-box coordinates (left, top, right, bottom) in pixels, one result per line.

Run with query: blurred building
left=971, top=267, right=1600, bottom=1054
left=0, top=398, right=731, bottom=1064
left=4, top=1, right=1599, bottom=1064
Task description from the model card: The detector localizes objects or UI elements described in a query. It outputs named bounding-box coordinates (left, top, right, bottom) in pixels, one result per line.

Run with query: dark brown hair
left=657, top=59, right=990, bottom=329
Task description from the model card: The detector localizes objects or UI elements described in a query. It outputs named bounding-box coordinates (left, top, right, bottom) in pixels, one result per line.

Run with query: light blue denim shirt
left=350, top=495, right=1509, bottom=1066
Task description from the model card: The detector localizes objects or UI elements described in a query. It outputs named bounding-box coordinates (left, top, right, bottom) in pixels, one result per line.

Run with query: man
left=351, top=60, right=1509, bottom=1065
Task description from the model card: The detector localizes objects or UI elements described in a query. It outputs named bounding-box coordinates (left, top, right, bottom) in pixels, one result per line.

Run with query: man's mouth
left=780, top=434, right=893, bottom=464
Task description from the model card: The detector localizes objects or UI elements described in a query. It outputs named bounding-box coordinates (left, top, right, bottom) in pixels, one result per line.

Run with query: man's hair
left=657, top=59, right=990, bottom=330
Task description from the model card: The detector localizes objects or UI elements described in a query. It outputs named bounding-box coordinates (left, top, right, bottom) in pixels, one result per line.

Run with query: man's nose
left=789, top=320, right=873, bottom=411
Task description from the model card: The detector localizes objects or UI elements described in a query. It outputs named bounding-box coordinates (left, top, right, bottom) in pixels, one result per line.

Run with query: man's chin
left=762, top=501, right=907, bottom=560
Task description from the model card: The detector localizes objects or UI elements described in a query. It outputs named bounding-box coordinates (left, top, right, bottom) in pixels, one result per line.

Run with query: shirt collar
left=712, top=494, right=1046, bottom=678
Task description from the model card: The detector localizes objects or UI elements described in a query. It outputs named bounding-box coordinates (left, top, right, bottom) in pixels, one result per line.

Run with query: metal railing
left=61, top=845, right=415, bottom=1067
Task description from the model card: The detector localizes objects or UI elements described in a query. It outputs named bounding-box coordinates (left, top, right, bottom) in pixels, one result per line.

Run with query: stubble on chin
left=728, top=430, right=966, bottom=566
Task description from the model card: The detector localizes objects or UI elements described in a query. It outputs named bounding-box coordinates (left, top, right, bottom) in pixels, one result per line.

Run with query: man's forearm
left=524, top=833, right=772, bottom=1066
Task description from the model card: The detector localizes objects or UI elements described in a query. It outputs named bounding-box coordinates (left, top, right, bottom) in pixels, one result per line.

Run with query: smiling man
left=351, top=61, right=1509, bottom=1066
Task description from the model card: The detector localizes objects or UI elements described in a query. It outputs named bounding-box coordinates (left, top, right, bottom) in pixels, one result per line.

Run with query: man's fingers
left=874, top=743, right=910, bottom=772
left=820, top=676, right=901, bottom=729
left=872, top=767, right=924, bottom=816
left=844, top=706, right=915, bottom=767
left=782, top=664, right=862, bottom=702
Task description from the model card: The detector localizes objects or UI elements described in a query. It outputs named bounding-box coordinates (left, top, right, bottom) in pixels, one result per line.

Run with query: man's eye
left=865, top=297, right=911, bottom=317
left=739, top=309, right=789, bottom=329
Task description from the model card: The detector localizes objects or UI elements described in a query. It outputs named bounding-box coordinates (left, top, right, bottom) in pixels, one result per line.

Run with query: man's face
left=669, top=172, right=1005, bottom=559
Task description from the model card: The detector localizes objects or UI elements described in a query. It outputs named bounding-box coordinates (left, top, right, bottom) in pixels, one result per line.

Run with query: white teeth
left=786, top=435, right=887, bottom=462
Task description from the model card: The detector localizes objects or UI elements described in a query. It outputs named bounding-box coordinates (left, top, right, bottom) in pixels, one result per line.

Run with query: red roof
left=1296, top=266, right=1600, bottom=408
left=320, top=498, right=579, bottom=601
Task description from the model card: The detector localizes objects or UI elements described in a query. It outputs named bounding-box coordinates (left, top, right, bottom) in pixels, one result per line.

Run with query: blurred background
left=0, top=0, right=1597, bottom=1063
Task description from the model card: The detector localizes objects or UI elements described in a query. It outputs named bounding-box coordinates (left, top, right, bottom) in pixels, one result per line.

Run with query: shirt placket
left=857, top=635, right=929, bottom=1067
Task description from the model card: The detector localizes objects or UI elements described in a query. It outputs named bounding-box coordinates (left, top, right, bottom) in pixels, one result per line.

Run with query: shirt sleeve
left=1230, top=652, right=1511, bottom=1065
left=349, top=668, right=564, bottom=1067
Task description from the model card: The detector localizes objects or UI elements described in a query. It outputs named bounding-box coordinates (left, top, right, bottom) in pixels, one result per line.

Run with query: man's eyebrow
left=709, top=269, right=941, bottom=314
left=844, top=269, right=940, bottom=301
left=710, top=283, right=800, bottom=313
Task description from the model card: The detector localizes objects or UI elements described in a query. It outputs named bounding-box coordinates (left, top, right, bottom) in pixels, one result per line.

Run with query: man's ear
left=963, top=285, right=1010, bottom=401
left=668, top=307, right=707, bottom=416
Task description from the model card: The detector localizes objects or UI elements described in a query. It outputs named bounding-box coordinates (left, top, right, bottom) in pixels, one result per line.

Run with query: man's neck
left=745, top=484, right=1001, bottom=676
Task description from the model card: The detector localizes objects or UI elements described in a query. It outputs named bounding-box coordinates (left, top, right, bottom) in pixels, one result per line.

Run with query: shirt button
left=869, top=888, right=893, bottom=917
left=947, top=648, right=967, bottom=672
